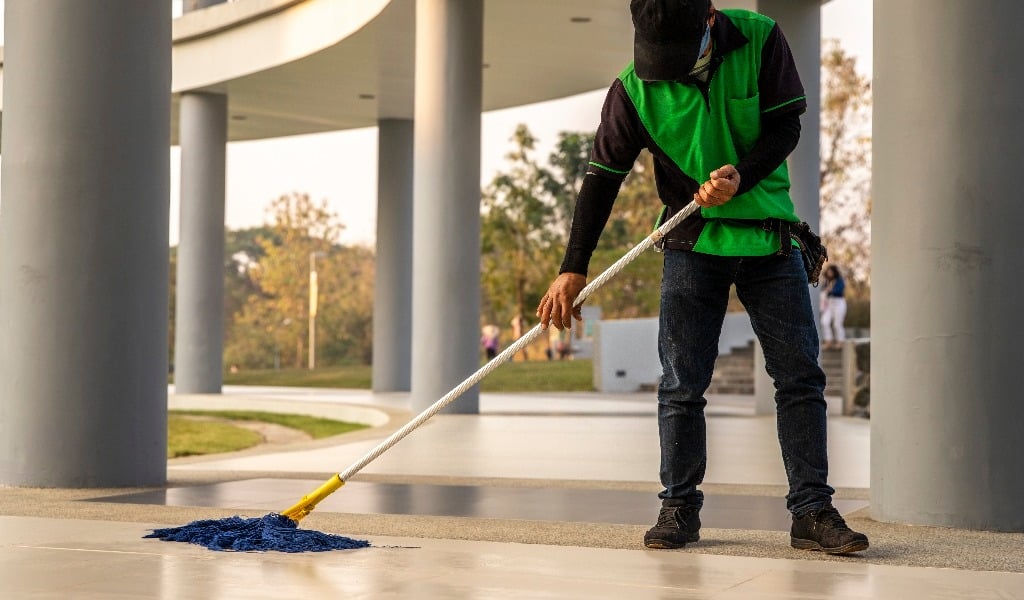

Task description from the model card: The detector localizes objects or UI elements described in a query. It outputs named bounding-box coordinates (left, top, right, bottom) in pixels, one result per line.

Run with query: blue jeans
left=657, top=249, right=834, bottom=516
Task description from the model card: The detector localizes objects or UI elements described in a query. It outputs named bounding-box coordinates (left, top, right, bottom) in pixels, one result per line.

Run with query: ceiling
left=169, top=0, right=635, bottom=143
left=0, top=0, right=789, bottom=145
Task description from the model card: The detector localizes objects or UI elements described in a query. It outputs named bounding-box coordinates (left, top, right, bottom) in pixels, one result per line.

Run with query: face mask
left=696, top=22, right=711, bottom=62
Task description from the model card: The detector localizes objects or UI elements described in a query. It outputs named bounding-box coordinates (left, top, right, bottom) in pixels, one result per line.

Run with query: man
left=535, top=0, right=868, bottom=554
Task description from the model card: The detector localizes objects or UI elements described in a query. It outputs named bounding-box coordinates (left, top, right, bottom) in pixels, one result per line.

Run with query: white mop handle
left=337, top=201, right=700, bottom=481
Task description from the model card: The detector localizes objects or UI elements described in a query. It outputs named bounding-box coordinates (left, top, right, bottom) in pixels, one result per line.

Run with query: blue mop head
left=144, top=513, right=370, bottom=552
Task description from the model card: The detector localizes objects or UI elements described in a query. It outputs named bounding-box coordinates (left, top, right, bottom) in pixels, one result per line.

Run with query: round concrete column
left=0, top=1, right=170, bottom=487
left=173, top=93, right=228, bottom=393
left=753, top=0, right=823, bottom=412
left=756, top=0, right=821, bottom=230
left=872, top=0, right=1024, bottom=531
left=373, top=119, right=414, bottom=392
left=410, top=0, right=483, bottom=413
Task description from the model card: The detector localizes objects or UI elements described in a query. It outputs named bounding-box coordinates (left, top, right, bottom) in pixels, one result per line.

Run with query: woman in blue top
left=820, top=264, right=847, bottom=349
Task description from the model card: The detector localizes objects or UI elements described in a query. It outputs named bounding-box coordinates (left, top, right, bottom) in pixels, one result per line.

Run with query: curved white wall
left=172, top=0, right=390, bottom=92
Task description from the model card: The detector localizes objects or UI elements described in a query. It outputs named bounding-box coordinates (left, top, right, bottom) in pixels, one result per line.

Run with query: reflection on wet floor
left=93, top=478, right=867, bottom=531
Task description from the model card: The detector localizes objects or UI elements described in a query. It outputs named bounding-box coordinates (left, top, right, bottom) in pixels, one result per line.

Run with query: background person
left=480, top=324, right=500, bottom=361
left=820, top=264, right=847, bottom=350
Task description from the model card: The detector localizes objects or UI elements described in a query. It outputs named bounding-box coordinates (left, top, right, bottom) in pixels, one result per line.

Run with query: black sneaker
left=643, top=505, right=701, bottom=549
left=790, top=504, right=869, bottom=554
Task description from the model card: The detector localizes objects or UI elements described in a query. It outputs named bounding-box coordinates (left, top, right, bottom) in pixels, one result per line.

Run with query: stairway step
left=708, top=345, right=851, bottom=398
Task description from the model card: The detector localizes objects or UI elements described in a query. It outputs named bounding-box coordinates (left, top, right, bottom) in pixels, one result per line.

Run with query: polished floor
left=94, top=478, right=869, bottom=531
left=2, top=387, right=1022, bottom=599
left=5, top=516, right=1022, bottom=600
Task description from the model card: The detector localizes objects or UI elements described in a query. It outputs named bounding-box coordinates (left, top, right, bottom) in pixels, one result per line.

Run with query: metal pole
left=308, top=252, right=317, bottom=370
left=308, top=251, right=325, bottom=370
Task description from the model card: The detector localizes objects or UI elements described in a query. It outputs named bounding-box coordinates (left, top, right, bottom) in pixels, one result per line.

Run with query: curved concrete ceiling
left=0, top=0, right=782, bottom=144
left=170, top=0, right=634, bottom=143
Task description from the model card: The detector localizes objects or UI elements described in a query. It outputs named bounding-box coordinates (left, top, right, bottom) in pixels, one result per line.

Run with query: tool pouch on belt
left=763, top=218, right=828, bottom=286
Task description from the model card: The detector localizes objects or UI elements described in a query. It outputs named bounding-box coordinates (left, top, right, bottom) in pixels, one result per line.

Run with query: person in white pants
left=820, top=264, right=847, bottom=349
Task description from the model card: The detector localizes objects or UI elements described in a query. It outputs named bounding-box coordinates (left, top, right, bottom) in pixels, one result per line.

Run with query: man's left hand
left=695, top=164, right=740, bottom=208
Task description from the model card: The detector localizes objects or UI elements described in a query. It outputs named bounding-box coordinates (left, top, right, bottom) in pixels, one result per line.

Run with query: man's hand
left=536, top=272, right=586, bottom=330
left=694, top=164, right=740, bottom=208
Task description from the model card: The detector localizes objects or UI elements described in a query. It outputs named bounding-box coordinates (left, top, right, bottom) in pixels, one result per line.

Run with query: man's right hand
left=536, top=272, right=587, bottom=330
left=694, top=164, right=740, bottom=208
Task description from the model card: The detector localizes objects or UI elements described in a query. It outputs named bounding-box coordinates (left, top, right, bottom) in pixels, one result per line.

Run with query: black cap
left=630, top=0, right=711, bottom=81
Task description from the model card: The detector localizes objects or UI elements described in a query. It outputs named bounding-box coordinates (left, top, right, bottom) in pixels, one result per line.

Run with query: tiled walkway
left=2, top=387, right=1022, bottom=599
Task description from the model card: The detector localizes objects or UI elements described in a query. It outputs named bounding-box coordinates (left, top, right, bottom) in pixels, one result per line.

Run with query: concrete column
left=749, top=0, right=823, bottom=413
left=871, top=0, right=1024, bottom=532
left=0, top=0, right=170, bottom=487
left=173, top=93, right=228, bottom=393
left=752, top=340, right=776, bottom=415
left=757, top=0, right=823, bottom=333
left=756, top=0, right=820, bottom=230
left=172, top=0, right=227, bottom=394
left=411, top=0, right=483, bottom=413
left=373, top=119, right=414, bottom=392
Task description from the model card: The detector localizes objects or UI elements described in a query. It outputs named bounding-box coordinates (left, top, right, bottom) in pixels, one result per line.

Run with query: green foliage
left=546, top=130, right=595, bottom=229
left=480, top=125, right=567, bottom=328
left=480, top=127, right=666, bottom=326
left=223, top=193, right=375, bottom=369
left=316, top=246, right=375, bottom=366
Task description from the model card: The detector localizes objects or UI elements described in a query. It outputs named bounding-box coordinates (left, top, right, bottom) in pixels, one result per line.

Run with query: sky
left=0, top=1, right=873, bottom=247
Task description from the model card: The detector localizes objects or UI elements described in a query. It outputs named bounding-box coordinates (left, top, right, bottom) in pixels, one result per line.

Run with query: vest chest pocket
left=724, top=94, right=761, bottom=156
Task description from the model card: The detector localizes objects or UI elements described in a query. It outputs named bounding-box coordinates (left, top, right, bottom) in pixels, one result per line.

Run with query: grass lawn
left=168, top=415, right=263, bottom=458
left=223, top=364, right=372, bottom=388
left=479, top=359, right=593, bottom=392
left=173, top=359, right=592, bottom=457
left=222, top=358, right=594, bottom=392
left=168, top=410, right=369, bottom=458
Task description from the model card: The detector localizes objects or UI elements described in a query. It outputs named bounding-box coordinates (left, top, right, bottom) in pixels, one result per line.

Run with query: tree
left=315, top=245, right=375, bottom=365
left=480, top=125, right=564, bottom=337
left=224, top=226, right=279, bottom=346
left=224, top=193, right=375, bottom=369
left=168, top=226, right=277, bottom=372
left=481, top=127, right=667, bottom=334
left=545, top=130, right=595, bottom=235
left=820, top=39, right=872, bottom=296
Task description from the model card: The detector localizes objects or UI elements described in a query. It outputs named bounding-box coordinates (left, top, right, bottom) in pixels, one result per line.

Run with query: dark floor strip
left=92, top=479, right=867, bottom=532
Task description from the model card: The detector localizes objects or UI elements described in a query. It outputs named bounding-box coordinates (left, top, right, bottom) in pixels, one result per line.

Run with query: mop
left=146, top=200, right=700, bottom=552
